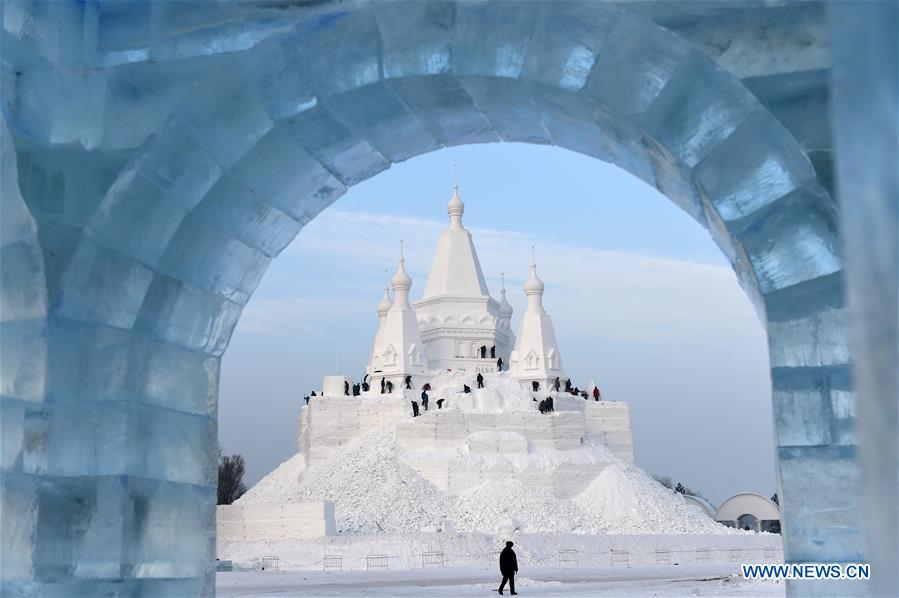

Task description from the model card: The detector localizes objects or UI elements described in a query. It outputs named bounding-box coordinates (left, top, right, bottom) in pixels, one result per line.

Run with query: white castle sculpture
left=365, top=183, right=568, bottom=394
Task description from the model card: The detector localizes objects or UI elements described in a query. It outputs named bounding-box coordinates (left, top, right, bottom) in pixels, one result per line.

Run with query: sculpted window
left=383, top=345, right=397, bottom=367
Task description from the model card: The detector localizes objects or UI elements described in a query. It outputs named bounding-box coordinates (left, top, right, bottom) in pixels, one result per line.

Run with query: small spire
left=377, top=270, right=393, bottom=315
left=453, top=162, right=458, bottom=192
left=524, top=246, right=545, bottom=297
left=391, top=240, right=413, bottom=292
left=499, top=271, right=513, bottom=317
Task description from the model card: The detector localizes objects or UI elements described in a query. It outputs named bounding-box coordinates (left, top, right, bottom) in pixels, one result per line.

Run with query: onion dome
left=391, top=241, right=412, bottom=291
left=499, top=273, right=514, bottom=317
left=523, top=248, right=545, bottom=295
left=377, top=286, right=392, bottom=316
left=448, top=186, right=464, bottom=218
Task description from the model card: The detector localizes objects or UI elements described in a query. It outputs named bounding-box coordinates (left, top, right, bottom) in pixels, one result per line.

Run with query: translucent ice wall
left=830, top=3, right=899, bottom=596
left=1, top=1, right=887, bottom=595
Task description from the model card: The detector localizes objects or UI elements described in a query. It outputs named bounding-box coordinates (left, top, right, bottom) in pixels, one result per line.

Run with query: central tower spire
left=413, top=173, right=515, bottom=372
left=447, top=173, right=464, bottom=231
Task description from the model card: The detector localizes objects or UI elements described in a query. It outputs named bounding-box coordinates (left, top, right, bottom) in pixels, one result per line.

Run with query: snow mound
left=238, top=425, right=454, bottom=534
left=239, top=368, right=735, bottom=536
left=428, top=370, right=550, bottom=413
left=240, top=421, right=736, bottom=536
left=238, top=452, right=305, bottom=505
left=574, top=462, right=728, bottom=534
left=452, top=480, right=594, bottom=534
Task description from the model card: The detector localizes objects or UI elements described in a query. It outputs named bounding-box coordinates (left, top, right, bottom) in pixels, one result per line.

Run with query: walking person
left=405, top=375, right=412, bottom=390
left=380, top=377, right=386, bottom=394
left=411, top=400, right=420, bottom=417
left=490, top=345, right=496, bottom=358
left=476, top=372, right=484, bottom=389
left=496, top=357, right=503, bottom=371
left=498, top=541, right=518, bottom=595
left=421, top=389, right=429, bottom=411
left=593, top=386, right=601, bottom=401
left=480, top=345, right=487, bottom=358
left=344, top=380, right=349, bottom=396
left=385, top=380, right=394, bottom=394
left=554, top=376, right=560, bottom=391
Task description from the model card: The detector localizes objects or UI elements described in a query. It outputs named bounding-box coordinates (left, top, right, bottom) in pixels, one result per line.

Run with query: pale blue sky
left=218, top=143, right=774, bottom=506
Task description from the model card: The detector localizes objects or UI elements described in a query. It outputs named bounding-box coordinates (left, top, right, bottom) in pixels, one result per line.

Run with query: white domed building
left=410, top=184, right=515, bottom=374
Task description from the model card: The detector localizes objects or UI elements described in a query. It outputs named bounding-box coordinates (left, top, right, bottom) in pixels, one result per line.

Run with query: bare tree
left=218, top=453, right=247, bottom=505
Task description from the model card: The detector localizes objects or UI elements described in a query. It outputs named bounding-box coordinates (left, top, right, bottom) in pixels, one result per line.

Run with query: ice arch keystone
left=0, top=1, right=873, bottom=596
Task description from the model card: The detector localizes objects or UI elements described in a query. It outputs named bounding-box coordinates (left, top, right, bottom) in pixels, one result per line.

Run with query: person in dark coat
left=554, top=376, right=560, bottom=391
left=344, top=380, right=349, bottom=396
left=480, top=345, right=487, bottom=358
left=411, top=400, right=420, bottom=417
left=546, top=396, right=554, bottom=412
left=311, top=391, right=317, bottom=396
left=498, top=541, right=518, bottom=595
left=385, top=380, right=394, bottom=393
left=405, top=375, right=412, bottom=390
left=380, top=377, right=386, bottom=394
left=531, top=381, right=540, bottom=392
left=463, top=384, right=471, bottom=394
left=476, top=372, right=484, bottom=389
left=421, top=389, right=429, bottom=411
left=490, top=345, right=496, bottom=358
left=304, top=395, right=310, bottom=405
left=564, top=379, right=572, bottom=393
left=497, top=357, right=503, bottom=371
left=352, top=383, right=360, bottom=396
left=436, top=397, right=445, bottom=409
left=538, top=398, right=547, bottom=414
left=361, top=381, right=370, bottom=392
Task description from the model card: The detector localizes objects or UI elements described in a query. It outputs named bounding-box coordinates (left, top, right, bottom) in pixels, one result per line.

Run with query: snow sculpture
left=366, top=243, right=430, bottom=391
left=508, top=249, right=567, bottom=391
left=1, top=0, right=885, bottom=594
left=412, top=184, right=514, bottom=372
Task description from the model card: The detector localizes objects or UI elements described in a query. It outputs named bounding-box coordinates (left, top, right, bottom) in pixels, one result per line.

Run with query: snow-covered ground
left=216, top=563, right=785, bottom=597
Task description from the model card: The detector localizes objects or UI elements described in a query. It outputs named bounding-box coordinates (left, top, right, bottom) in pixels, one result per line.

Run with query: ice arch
left=1, top=1, right=877, bottom=595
